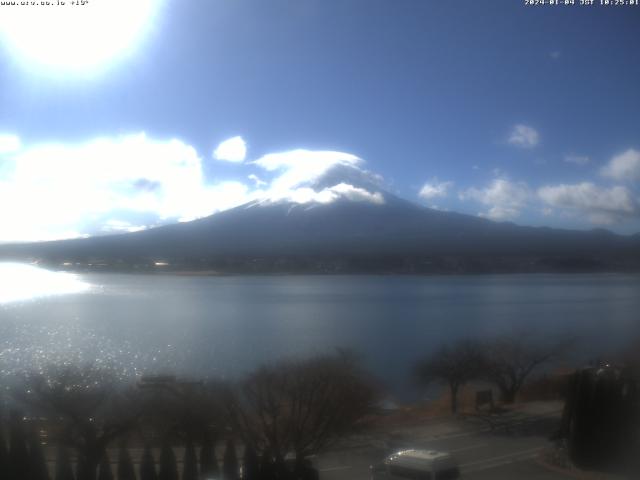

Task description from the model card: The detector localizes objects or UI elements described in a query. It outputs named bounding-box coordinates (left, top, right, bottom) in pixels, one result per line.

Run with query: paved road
left=315, top=407, right=572, bottom=479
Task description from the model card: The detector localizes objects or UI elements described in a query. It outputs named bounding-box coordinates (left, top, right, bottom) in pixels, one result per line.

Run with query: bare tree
left=414, top=339, right=484, bottom=414
left=226, top=352, right=377, bottom=464
left=16, top=365, right=142, bottom=480
left=480, top=332, right=573, bottom=404
left=226, top=363, right=295, bottom=459
left=285, top=353, right=377, bottom=461
left=137, top=375, right=227, bottom=446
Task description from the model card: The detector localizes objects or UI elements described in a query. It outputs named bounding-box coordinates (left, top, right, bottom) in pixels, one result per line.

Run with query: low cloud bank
left=0, top=134, right=385, bottom=242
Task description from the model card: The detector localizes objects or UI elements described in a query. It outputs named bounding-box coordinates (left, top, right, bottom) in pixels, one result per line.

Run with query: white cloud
left=328, top=183, right=384, bottom=204
left=0, top=134, right=21, bottom=154
left=564, top=154, right=590, bottom=166
left=0, top=133, right=253, bottom=242
left=268, top=183, right=384, bottom=206
left=428, top=205, right=448, bottom=212
left=508, top=124, right=539, bottom=149
left=600, top=149, right=640, bottom=181
left=213, top=136, right=247, bottom=163
left=538, top=182, right=638, bottom=225
left=250, top=149, right=388, bottom=206
left=460, top=178, right=530, bottom=221
left=481, top=206, right=521, bottom=221
left=101, top=220, right=147, bottom=234
left=248, top=174, right=267, bottom=187
left=418, top=180, right=453, bottom=200
left=252, top=149, right=362, bottom=192
left=0, top=135, right=387, bottom=242
left=179, top=181, right=252, bottom=222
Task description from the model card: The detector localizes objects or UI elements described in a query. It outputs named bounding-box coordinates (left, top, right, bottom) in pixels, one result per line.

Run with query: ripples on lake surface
left=0, top=263, right=639, bottom=397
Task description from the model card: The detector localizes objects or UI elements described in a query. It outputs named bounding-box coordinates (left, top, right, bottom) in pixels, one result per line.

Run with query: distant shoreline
left=8, top=263, right=640, bottom=277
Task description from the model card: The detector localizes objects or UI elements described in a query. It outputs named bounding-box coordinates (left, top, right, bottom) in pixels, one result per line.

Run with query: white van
left=370, top=449, right=461, bottom=480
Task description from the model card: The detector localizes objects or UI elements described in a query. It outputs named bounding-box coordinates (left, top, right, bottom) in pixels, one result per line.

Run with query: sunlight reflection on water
left=0, top=264, right=184, bottom=379
left=0, top=262, right=91, bottom=304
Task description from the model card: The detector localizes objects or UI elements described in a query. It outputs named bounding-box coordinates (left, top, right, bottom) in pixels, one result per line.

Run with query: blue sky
left=0, top=0, right=639, bottom=241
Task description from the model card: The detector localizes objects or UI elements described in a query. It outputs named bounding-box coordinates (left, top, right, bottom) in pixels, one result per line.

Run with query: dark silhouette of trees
left=226, top=365, right=289, bottom=458
left=18, top=366, right=142, bottom=480
left=294, top=458, right=319, bottom=480
left=199, top=435, right=219, bottom=479
left=139, top=445, right=157, bottom=480
left=259, top=451, right=276, bottom=480
left=415, top=339, right=484, bottom=414
left=158, top=441, right=178, bottom=480
left=117, top=444, right=137, bottom=480
left=222, top=438, right=239, bottom=480
left=97, top=453, right=113, bottom=480
left=560, top=365, right=639, bottom=472
left=286, top=352, right=376, bottom=461
left=480, top=332, right=572, bottom=403
left=0, top=354, right=370, bottom=480
left=8, top=411, right=30, bottom=479
left=622, top=336, right=640, bottom=379
left=227, top=351, right=376, bottom=472
left=0, top=425, right=7, bottom=479
left=54, top=445, right=75, bottom=480
left=415, top=332, right=575, bottom=409
left=138, top=376, right=226, bottom=447
left=242, top=443, right=260, bottom=480
left=182, top=440, right=198, bottom=480
left=28, top=429, right=51, bottom=480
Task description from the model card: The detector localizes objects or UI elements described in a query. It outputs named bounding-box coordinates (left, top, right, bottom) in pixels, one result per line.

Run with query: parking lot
left=315, top=402, right=572, bottom=479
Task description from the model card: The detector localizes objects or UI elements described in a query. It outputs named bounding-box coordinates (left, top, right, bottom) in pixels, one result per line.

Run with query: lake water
left=1, top=264, right=639, bottom=399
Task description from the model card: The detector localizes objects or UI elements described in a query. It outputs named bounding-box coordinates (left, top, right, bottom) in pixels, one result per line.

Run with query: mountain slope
left=1, top=166, right=639, bottom=273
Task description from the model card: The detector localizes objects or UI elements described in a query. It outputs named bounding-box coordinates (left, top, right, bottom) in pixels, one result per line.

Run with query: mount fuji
left=1, top=165, right=639, bottom=273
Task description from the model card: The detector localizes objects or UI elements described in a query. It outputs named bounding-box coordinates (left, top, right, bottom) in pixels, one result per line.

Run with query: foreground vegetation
left=414, top=331, right=576, bottom=413
left=1, top=333, right=637, bottom=479
left=0, top=351, right=377, bottom=480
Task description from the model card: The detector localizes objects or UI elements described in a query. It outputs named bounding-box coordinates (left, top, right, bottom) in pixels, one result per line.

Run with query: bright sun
left=0, top=0, right=161, bottom=73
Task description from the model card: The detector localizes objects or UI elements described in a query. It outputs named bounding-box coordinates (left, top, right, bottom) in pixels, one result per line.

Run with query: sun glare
left=0, top=0, right=161, bottom=73
left=0, top=263, right=90, bottom=304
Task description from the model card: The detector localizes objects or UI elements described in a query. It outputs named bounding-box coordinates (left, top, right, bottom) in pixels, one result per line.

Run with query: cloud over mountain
left=0, top=134, right=387, bottom=242
left=1, top=127, right=639, bottom=243
left=460, top=178, right=530, bottom=221
left=538, top=182, right=638, bottom=225
left=419, top=180, right=453, bottom=200
left=0, top=133, right=249, bottom=242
